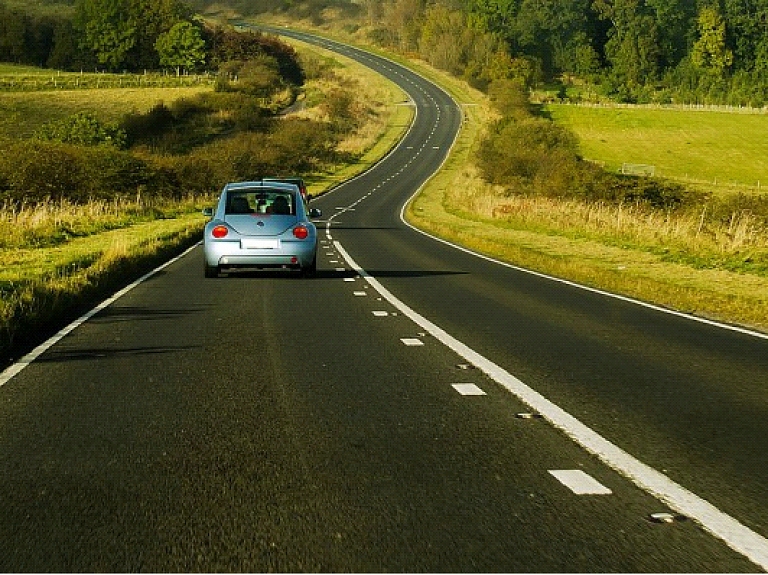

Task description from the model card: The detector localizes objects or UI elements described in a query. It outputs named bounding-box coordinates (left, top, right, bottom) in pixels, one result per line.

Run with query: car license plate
left=241, top=239, right=279, bottom=249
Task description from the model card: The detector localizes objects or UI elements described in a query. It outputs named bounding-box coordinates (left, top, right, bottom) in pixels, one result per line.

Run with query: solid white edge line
left=277, top=32, right=768, bottom=565
left=333, top=239, right=768, bottom=571
left=398, top=180, right=768, bottom=342
left=0, top=242, right=201, bottom=389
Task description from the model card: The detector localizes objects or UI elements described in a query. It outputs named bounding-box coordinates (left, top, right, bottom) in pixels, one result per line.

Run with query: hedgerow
left=477, top=80, right=702, bottom=212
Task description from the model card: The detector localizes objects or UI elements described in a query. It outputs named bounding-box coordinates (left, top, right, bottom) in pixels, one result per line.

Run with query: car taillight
left=293, top=225, right=309, bottom=240
left=212, top=225, right=229, bottom=238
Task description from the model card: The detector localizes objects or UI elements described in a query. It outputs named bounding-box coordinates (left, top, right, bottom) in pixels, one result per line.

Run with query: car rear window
left=225, top=190, right=295, bottom=216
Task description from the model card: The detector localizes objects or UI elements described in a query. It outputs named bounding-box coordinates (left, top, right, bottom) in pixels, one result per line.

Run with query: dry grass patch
left=410, top=166, right=768, bottom=332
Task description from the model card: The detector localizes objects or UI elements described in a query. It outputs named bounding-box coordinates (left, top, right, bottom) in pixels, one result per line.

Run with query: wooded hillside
left=188, top=0, right=768, bottom=106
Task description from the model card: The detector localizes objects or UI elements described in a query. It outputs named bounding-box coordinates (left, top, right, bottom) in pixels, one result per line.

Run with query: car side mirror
left=202, top=207, right=214, bottom=217
left=309, top=208, right=322, bottom=219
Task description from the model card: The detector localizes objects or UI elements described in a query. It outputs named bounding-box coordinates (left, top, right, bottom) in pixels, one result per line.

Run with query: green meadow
left=545, top=104, right=768, bottom=191
left=0, top=64, right=214, bottom=141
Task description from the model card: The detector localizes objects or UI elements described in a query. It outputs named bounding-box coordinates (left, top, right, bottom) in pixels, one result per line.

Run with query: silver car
left=202, top=181, right=322, bottom=278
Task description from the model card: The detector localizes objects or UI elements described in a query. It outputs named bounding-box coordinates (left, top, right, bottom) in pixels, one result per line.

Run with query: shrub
left=476, top=116, right=579, bottom=186
left=121, top=103, right=175, bottom=147
left=0, top=141, right=90, bottom=203
left=0, top=140, right=159, bottom=204
left=34, top=111, right=127, bottom=149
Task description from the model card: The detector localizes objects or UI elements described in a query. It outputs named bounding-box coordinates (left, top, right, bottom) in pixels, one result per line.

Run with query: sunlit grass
left=392, top=58, right=768, bottom=332
left=545, top=104, right=768, bottom=192
left=0, top=196, right=209, bottom=362
left=0, top=86, right=213, bottom=140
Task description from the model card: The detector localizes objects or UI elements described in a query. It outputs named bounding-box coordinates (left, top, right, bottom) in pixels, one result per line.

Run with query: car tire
left=301, top=256, right=317, bottom=278
left=204, top=263, right=220, bottom=278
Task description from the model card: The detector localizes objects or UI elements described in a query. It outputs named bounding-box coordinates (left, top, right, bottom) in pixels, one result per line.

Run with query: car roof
left=263, top=176, right=304, bottom=183
left=223, top=181, right=299, bottom=193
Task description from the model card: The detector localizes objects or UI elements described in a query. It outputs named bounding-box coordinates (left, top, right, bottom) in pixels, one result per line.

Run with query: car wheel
left=204, top=263, right=220, bottom=278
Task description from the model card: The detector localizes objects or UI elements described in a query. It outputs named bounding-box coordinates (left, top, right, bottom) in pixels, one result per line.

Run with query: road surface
left=1, top=29, right=766, bottom=572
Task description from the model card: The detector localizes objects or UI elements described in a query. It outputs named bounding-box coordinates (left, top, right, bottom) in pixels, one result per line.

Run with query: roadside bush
left=0, top=141, right=91, bottom=203
left=121, top=103, right=176, bottom=147
left=594, top=173, right=693, bottom=209
left=34, top=111, right=127, bottom=149
left=487, top=79, right=535, bottom=119
left=476, top=116, right=579, bottom=187
left=321, top=87, right=359, bottom=133
left=232, top=99, right=270, bottom=131
left=236, top=56, right=283, bottom=97
left=0, top=140, right=159, bottom=204
left=710, top=192, right=768, bottom=226
left=269, top=118, right=340, bottom=170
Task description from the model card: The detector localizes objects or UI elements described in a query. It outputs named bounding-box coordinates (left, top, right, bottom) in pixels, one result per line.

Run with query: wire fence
left=555, top=100, right=768, bottom=115
left=0, top=72, right=215, bottom=92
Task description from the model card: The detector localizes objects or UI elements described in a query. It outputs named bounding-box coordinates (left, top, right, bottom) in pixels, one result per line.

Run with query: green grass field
left=545, top=104, right=768, bottom=191
left=0, top=86, right=213, bottom=140
left=0, top=63, right=215, bottom=140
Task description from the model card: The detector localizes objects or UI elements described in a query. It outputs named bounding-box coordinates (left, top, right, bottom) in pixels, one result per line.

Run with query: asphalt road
left=1, top=30, right=767, bottom=572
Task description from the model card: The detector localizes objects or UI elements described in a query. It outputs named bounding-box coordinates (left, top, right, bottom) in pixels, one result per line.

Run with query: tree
left=75, top=0, right=192, bottom=71
left=464, top=0, right=520, bottom=39
left=593, top=0, right=661, bottom=90
left=691, top=6, right=733, bottom=77
left=384, top=0, right=426, bottom=52
left=722, top=0, right=768, bottom=73
left=0, top=5, right=28, bottom=63
left=155, top=21, right=206, bottom=75
left=75, top=0, right=136, bottom=70
left=520, top=0, right=601, bottom=76
left=645, top=0, right=694, bottom=68
left=127, top=0, right=192, bottom=69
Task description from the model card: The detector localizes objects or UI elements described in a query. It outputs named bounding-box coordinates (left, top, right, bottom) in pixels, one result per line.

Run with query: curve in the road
left=270, top=28, right=768, bottom=570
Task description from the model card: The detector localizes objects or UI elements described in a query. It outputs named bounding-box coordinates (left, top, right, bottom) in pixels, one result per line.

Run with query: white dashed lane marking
left=549, top=470, right=613, bottom=496
left=332, top=240, right=768, bottom=570
left=452, top=383, right=486, bottom=396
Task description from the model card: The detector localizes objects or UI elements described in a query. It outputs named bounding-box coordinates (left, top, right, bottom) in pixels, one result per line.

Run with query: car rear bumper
left=204, top=241, right=316, bottom=268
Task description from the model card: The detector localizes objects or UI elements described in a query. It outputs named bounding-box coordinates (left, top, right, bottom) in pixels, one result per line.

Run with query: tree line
left=187, top=0, right=768, bottom=106
left=371, top=0, right=768, bottom=104
left=0, top=0, right=299, bottom=75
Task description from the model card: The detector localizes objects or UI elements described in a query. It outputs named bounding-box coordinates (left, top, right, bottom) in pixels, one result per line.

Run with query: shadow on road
left=38, top=345, right=198, bottom=364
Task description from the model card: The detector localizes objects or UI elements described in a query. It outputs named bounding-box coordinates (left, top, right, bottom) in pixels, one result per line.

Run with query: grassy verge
left=0, top=212, right=203, bottom=365
left=385, top=53, right=768, bottom=333
left=0, top=197, right=207, bottom=365
left=409, top=169, right=768, bottom=331
left=249, top=17, right=768, bottom=333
